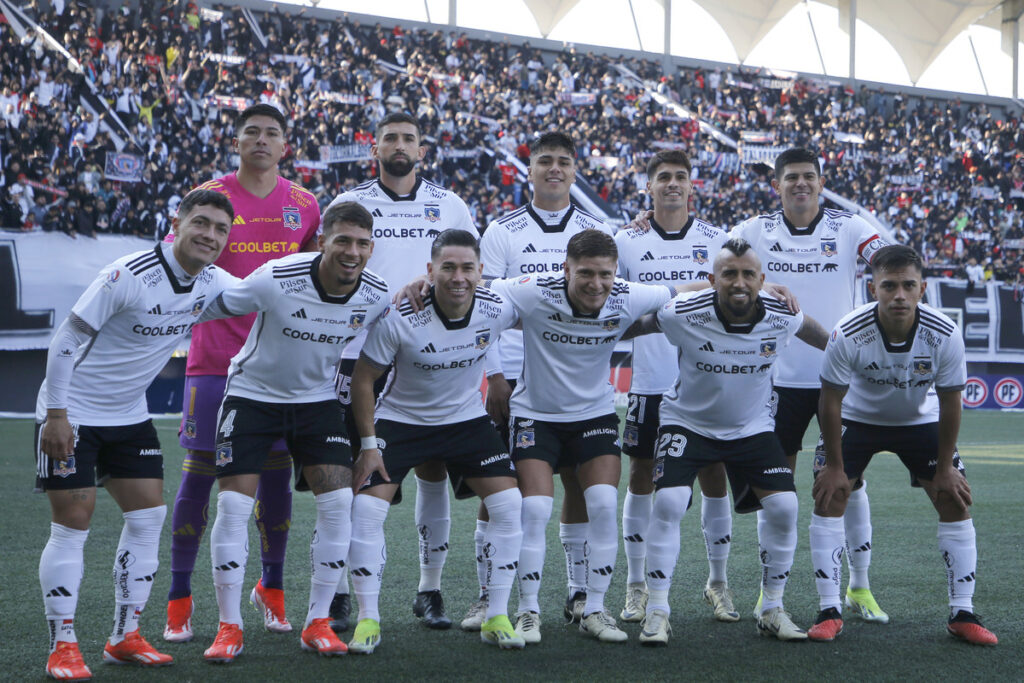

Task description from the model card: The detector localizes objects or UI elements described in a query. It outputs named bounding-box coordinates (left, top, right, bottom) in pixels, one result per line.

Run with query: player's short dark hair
left=566, top=229, right=617, bottom=262
left=529, top=131, right=576, bottom=158
left=431, top=229, right=480, bottom=259
left=178, top=188, right=234, bottom=222
left=322, top=201, right=373, bottom=235
left=235, top=103, right=287, bottom=133
left=647, top=149, right=691, bottom=177
left=721, top=237, right=753, bottom=258
left=871, top=244, right=923, bottom=275
left=376, top=112, right=421, bottom=137
left=774, top=147, right=820, bottom=180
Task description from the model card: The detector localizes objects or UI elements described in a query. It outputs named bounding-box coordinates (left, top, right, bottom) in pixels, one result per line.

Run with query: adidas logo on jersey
left=232, top=215, right=246, bottom=225
left=640, top=251, right=655, bottom=261
left=522, top=243, right=538, bottom=253
left=292, top=309, right=308, bottom=319
left=769, top=243, right=784, bottom=252
left=863, top=361, right=880, bottom=370
left=548, top=313, right=564, bottom=322
left=371, top=208, right=384, bottom=217
left=699, top=341, right=715, bottom=352
left=420, top=343, right=437, bottom=353
left=148, top=304, right=163, bottom=315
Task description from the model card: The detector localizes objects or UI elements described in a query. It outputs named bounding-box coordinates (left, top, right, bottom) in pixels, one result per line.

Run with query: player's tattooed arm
left=796, top=314, right=829, bottom=350
left=621, top=313, right=661, bottom=340
left=41, top=314, right=99, bottom=460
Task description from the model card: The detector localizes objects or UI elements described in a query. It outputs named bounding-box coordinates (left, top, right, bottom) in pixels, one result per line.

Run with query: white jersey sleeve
left=215, top=263, right=280, bottom=317
left=361, top=304, right=402, bottom=368
left=480, top=219, right=511, bottom=278
left=72, top=262, right=143, bottom=333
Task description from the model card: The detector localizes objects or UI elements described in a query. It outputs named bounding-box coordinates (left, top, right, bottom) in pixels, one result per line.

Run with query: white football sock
left=844, top=481, right=873, bottom=590
left=809, top=513, right=845, bottom=611
left=644, top=486, right=692, bottom=617
left=110, top=505, right=165, bottom=644
left=517, top=495, right=553, bottom=614
left=474, top=519, right=489, bottom=599
left=757, top=492, right=798, bottom=613
left=40, top=523, right=89, bottom=652
left=481, top=488, right=523, bottom=619
left=938, top=519, right=977, bottom=613
left=701, top=494, right=732, bottom=585
left=582, top=484, right=618, bottom=616
left=334, top=567, right=350, bottom=596
left=559, top=522, right=588, bottom=594
left=622, top=490, right=652, bottom=585
left=414, top=475, right=450, bottom=593
left=349, top=494, right=390, bottom=622
left=211, top=490, right=254, bottom=627
left=306, top=488, right=353, bottom=627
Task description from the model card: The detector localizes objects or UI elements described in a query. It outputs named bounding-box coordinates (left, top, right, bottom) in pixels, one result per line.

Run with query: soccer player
left=200, top=202, right=389, bottom=662
left=731, top=147, right=889, bottom=622
left=807, top=245, right=997, bottom=645
left=491, top=229, right=674, bottom=644
left=36, top=189, right=236, bottom=680
left=637, top=238, right=828, bottom=646
left=614, top=149, right=734, bottom=624
left=165, top=103, right=321, bottom=641
left=326, top=112, right=478, bottom=631
left=346, top=229, right=523, bottom=653
left=465, top=131, right=612, bottom=630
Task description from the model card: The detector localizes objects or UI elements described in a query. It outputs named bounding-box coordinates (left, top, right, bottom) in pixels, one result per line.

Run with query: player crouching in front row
left=807, top=245, right=997, bottom=646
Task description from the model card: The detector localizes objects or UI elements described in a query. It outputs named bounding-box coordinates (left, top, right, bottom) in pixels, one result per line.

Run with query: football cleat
left=461, top=597, right=488, bottom=631
left=163, top=595, right=194, bottom=642
left=947, top=610, right=998, bottom=646
left=752, top=588, right=763, bottom=619
left=348, top=618, right=382, bottom=654
left=639, top=609, right=672, bottom=647
left=513, top=611, right=542, bottom=644
left=807, top=607, right=844, bottom=642
left=580, top=611, right=628, bottom=643
left=329, top=593, right=352, bottom=633
left=203, top=622, right=244, bottom=663
left=703, top=581, right=740, bottom=622
left=563, top=590, right=586, bottom=623
left=480, top=615, right=526, bottom=649
left=250, top=580, right=292, bottom=633
left=412, top=590, right=452, bottom=629
left=620, top=582, right=648, bottom=622
left=45, top=641, right=92, bottom=681
left=756, top=607, right=807, bottom=641
left=301, top=618, right=348, bottom=656
left=844, top=588, right=890, bottom=624
left=103, top=631, right=173, bottom=667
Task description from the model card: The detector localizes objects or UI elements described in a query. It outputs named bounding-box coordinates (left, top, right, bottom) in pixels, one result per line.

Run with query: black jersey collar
left=875, top=306, right=920, bottom=353
left=650, top=215, right=694, bottom=241
left=429, top=285, right=473, bottom=329
left=155, top=244, right=196, bottom=294
left=377, top=176, right=422, bottom=202
left=712, top=291, right=766, bottom=333
left=526, top=202, right=576, bottom=234
left=310, top=254, right=362, bottom=304
left=782, top=208, right=825, bottom=237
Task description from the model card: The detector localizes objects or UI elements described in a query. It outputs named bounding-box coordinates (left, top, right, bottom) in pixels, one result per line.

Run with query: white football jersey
left=218, top=253, right=389, bottom=403
left=363, top=287, right=518, bottom=425
left=731, top=208, right=886, bottom=388
left=36, top=243, right=236, bottom=425
left=821, top=302, right=965, bottom=426
left=657, top=290, right=804, bottom=440
left=327, top=177, right=478, bottom=359
left=616, top=216, right=729, bottom=394
left=480, top=203, right=612, bottom=381
left=490, top=275, right=671, bottom=421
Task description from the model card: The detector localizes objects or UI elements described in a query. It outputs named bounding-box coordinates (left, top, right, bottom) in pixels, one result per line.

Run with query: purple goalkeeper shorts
left=179, top=375, right=286, bottom=452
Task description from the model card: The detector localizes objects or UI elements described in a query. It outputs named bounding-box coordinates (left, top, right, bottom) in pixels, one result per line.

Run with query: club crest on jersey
left=184, top=418, right=197, bottom=439
left=692, top=246, right=709, bottom=264
left=759, top=339, right=778, bottom=358
left=349, top=312, right=367, bottom=329
left=602, top=318, right=620, bottom=331
left=515, top=427, right=535, bottom=449
left=623, top=426, right=639, bottom=447
left=914, top=358, right=933, bottom=375
left=820, top=239, right=838, bottom=257
left=475, top=331, right=491, bottom=349
left=191, top=298, right=205, bottom=316
left=215, top=443, right=233, bottom=467
left=424, top=206, right=441, bottom=222
left=282, top=207, right=302, bottom=231
left=53, top=456, right=77, bottom=478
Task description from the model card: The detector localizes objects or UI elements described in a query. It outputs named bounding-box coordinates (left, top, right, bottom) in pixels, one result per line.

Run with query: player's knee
left=521, top=495, right=553, bottom=531
left=628, top=458, right=655, bottom=494
left=482, top=488, right=522, bottom=533
left=696, top=463, right=727, bottom=497
left=652, top=486, right=690, bottom=524
left=759, top=491, right=798, bottom=527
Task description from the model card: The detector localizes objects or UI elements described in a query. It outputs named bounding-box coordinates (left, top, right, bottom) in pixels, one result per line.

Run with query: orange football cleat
left=103, top=631, right=174, bottom=666
left=301, top=618, right=348, bottom=656
left=46, top=641, right=92, bottom=681
left=204, top=622, right=244, bottom=663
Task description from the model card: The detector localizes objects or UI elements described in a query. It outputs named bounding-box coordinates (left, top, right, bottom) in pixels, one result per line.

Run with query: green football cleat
left=348, top=618, right=382, bottom=655
left=844, top=588, right=890, bottom=624
left=480, top=615, right=526, bottom=649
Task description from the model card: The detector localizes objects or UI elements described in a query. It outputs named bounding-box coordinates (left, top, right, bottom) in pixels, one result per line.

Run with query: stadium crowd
left=0, top=0, right=1022, bottom=283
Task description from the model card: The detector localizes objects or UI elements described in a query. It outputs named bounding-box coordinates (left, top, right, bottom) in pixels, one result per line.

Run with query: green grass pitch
left=2, top=410, right=1021, bottom=680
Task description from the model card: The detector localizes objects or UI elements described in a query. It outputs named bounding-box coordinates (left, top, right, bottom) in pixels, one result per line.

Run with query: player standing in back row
left=327, top=112, right=479, bottom=631
left=730, top=147, right=889, bottom=622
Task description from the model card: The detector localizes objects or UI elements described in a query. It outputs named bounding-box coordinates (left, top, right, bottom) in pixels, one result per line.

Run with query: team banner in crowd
left=103, top=152, right=145, bottom=182
left=206, top=94, right=250, bottom=111
left=319, top=92, right=366, bottom=105
left=833, top=131, right=866, bottom=144
left=739, top=144, right=786, bottom=164
left=205, top=53, right=246, bottom=65
left=318, top=144, right=373, bottom=163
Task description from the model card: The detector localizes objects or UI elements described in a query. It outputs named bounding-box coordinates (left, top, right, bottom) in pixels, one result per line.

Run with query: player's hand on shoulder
left=352, top=447, right=389, bottom=492
left=392, top=274, right=431, bottom=311
left=624, top=209, right=654, bottom=232
left=41, top=413, right=75, bottom=461
left=763, top=282, right=800, bottom=314
left=811, top=464, right=851, bottom=514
